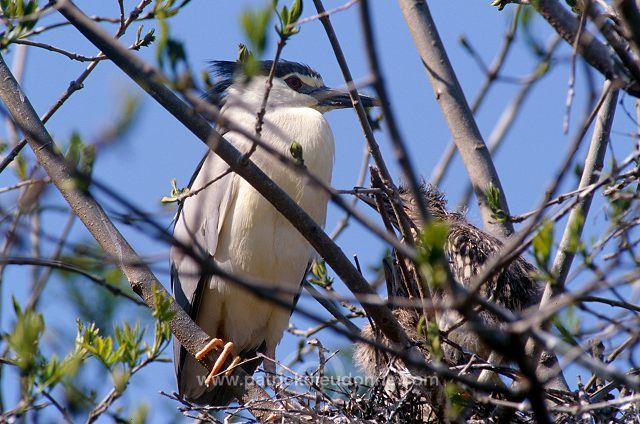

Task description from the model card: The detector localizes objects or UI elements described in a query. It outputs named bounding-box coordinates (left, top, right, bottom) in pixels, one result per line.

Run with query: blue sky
left=1, top=0, right=639, bottom=422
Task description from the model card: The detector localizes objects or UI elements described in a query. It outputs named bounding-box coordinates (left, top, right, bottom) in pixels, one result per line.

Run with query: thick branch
left=552, top=85, right=619, bottom=289
left=532, top=0, right=640, bottom=97
left=397, top=0, right=514, bottom=238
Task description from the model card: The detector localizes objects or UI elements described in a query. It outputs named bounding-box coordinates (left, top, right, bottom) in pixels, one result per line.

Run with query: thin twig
left=457, top=36, right=562, bottom=209
left=563, top=7, right=587, bottom=134
left=0, top=256, right=146, bottom=306
left=532, top=0, right=640, bottom=97
left=0, top=178, right=50, bottom=194
left=0, top=0, right=153, bottom=176
left=430, top=6, right=521, bottom=188
left=291, top=0, right=359, bottom=28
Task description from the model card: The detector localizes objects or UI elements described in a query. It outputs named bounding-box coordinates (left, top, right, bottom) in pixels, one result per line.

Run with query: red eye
left=285, top=76, right=303, bottom=91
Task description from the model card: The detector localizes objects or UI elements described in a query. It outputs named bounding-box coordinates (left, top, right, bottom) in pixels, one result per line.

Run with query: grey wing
left=171, top=150, right=234, bottom=384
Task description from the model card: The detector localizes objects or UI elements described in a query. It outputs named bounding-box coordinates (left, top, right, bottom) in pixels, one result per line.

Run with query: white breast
left=201, top=105, right=335, bottom=354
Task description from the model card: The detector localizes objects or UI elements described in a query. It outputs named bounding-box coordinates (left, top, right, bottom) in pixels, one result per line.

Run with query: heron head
left=207, top=60, right=378, bottom=113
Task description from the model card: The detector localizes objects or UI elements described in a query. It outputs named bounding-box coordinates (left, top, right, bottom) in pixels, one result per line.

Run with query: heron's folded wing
left=446, top=222, right=539, bottom=309
left=171, top=150, right=234, bottom=380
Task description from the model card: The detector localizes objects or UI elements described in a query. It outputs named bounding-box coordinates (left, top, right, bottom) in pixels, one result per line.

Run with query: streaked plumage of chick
left=354, top=183, right=541, bottom=378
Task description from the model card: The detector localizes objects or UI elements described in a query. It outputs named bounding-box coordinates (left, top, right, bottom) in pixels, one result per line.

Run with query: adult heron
left=171, top=60, right=377, bottom=405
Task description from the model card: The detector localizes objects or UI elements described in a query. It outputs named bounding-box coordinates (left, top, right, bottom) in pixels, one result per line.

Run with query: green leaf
left=7, top=297, right=45, bottom=373
left=532, top=220, right=554, bottom=272
left=426, top=320, right=442, bottom=360
left=241, top=54, right=259, bottom=79
left=111, top=368, right=131, bottom=394
left=289, top=0, right=302, bottom=23
left=151, top=282, right=176, bottom=323
left=417, top=316, right=442, bottom=361
left=104, top=268, right=125, bottom=286
left=87, top=334, right=114, bottom=365
left=565, top=0, right=583, bottom=13
left=275, top=0, right=303, bottom=38
left=240, top=4, right=272, bottom=55
left=38, top=351, right=82, bottom=389
left=566, top=210, right=585, bottom=254
left=484, top=182, right=507, bottom=222
left=79, top=144, right=95, bottom=177
left=65, top=132, right=83, bottom=168
left=141, top=28, right=156, bottom=48
left=15, top=153, right=27, bottom=180
left=519, top=6, right=545, bottom=57
left=236, top=44, right=259, bottom=78
left=75, top=320, right=100, bottom=355
left=532, top=59, right=551, bottom=78
left=416, top=220, right=449, bottom=288
left=114, top=322, right=142, bottom=367
left=237, top=43, right=252, bottom=63
left=104, top=92, right=142, bottom=145
left=0, top=0, right=39, bottom=47
left=552, top=305, right=580, bottom=346
left=608, top=189, right=633, bottom=223
left=160, top=178, right=189, bottom=204
left=280, top=5, right=289, bottom=26
left=154, top=15, right=189, bottom=78
left=165, top=38, right=186, bottom=73
left=308, top=259, right=333, bottom=288
left=445, top=382, right=467, bottom=418
left=131, top=402, right=149, bottom=424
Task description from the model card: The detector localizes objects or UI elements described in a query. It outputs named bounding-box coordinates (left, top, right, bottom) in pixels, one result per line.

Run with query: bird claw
left=195, top=337, right=224, bottom=360
left=224, top=355, right=242, bottom=377
left=196, top=339, right=240, bottom=387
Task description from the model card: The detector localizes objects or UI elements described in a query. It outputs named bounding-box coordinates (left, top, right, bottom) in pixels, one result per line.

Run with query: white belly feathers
left=196, top=106, right=335, bottom=355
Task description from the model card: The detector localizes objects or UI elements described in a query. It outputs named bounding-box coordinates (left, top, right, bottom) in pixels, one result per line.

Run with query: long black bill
left=309, top=87, right=379, bottom=109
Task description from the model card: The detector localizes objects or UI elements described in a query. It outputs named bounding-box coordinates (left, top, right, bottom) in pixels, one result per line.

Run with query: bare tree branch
left=525, top=81, right=619, bottom=391
left=430, top=6, right=522, bottom=187
left=358, top=0, right=429, bottom=222
left=397, top=0, right=514, bottom=238
left=532, top=0, right=640, bottom=96
left=458, top=36, right=562, bottom=210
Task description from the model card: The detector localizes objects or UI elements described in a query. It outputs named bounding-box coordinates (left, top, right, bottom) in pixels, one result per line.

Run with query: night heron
left=171, top=60, right=377, bottom=405
left=354, top=183, right=541, bottom=379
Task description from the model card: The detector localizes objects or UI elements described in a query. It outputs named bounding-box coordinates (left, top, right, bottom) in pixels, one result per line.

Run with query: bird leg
left=195, top=338, right=241, bottom=386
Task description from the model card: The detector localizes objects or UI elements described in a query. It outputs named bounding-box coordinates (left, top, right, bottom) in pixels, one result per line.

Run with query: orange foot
left=195, top=338, right=242, bottom=386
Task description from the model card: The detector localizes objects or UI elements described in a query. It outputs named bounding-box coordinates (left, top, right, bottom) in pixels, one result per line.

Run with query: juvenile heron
left=354, top=183, right=541, bottom=377
left=171, top=60, right=376, bottom=405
